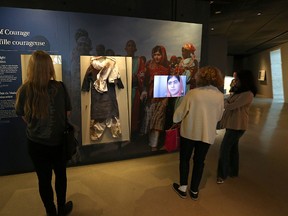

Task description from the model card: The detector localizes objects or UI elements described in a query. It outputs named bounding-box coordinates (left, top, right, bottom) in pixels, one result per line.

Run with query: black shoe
left=46, top=203, right=57, bottom=216
left=58, top=201, right=73, bottom=216
left=189, top=190, right=198, bottom=201
left=217, top=177, right=224, bottom=184
left=172, top=183, right=187, bottom=199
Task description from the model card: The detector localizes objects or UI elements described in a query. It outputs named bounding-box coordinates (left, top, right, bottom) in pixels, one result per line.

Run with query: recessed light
left=215, top=11, right=222, bottom=14
left=211, top=27, right=214, bottom=31
left=257, top=12, right=262, bottom=16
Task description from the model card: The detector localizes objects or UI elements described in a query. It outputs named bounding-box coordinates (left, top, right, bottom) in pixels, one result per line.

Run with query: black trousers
left=27, top=139, right=67, bottom=214
left=179, top=136, right=210, bottom=192
left=217, top=129, right=245, bottom=179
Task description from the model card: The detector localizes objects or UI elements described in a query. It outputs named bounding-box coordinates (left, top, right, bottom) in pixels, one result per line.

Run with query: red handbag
left=164, top=124, right=180, bottom=152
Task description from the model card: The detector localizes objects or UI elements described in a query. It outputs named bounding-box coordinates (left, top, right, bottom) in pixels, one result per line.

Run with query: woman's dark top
left=16, top=80, right=72, bottom=146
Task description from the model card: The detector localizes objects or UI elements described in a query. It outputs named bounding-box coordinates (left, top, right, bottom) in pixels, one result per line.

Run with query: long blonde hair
left=15, top=50, right=56, bottom=120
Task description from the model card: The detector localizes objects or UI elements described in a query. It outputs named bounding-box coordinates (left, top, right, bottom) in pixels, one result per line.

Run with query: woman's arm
left=225, top=91, right=253, bottom=110
left=173, top=95, right=189, bottom=123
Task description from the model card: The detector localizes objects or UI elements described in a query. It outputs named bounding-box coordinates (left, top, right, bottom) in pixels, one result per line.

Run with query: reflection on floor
left=0, top=98, right=288, bottom=216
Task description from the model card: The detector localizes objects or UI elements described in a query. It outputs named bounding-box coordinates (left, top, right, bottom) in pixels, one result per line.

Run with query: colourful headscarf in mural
left=182, top=43, right=196, bottom=54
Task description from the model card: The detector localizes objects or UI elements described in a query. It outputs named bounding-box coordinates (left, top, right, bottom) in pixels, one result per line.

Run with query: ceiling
left=209, top=0, right=288, bottom=56
left=1, top=0, right=288, bottom=56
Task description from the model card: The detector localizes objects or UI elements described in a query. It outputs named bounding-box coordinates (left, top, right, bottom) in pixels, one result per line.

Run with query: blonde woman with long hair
left=15, top=50, right=73, bottom=216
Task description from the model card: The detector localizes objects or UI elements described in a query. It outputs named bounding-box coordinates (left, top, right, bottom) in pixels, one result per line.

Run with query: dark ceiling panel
left=209, top=0, right=288, bottom=55
left=1, top=0, right=288, bottom=56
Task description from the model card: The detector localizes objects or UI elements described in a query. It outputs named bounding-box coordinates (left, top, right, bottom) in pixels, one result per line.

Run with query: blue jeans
left=217, top=129, right=245, bottom=179
left=179, top=136, right=210, bottom=192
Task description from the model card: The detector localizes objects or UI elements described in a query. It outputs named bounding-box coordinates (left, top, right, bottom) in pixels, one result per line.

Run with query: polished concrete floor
left=0, top=98, right=288, bottom=216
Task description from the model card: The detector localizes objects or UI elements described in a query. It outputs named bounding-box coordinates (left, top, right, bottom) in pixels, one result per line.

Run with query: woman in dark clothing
left=217, top=69, right=257, bottom=184
left=15, top=50, right=73, bottom=216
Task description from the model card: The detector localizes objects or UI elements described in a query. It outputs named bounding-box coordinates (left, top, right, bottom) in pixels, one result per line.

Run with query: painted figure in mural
left=217, top=69, right=257, bottom=184
left=169, top=55, right=179, bottom=74
left=15, top=50, right=73, bottom=216
left=81, top=56, right=124, bottom=141
left=70, top=28, right=92, bottom=127
left=105, top=48, right=116, bottom=56
left=124, top=39, right=146, bottom=136
left=140, top=45, right=170, bottom=151
left=173, top=43, right=199, bottom=110
left=178, top=43, right=199, bottom=90
left=167, top=75, right=185, bottom=97
left=140, top=55, right=147, bottom=64
left=72, top=29, right=93, bottom=57
left=172, top=66, right=224, bottom=201
left=96, top=44, right=106, bottom=56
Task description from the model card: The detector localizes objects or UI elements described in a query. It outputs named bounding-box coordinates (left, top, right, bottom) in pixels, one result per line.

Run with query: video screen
left=153, top=75, right=187, bottom=98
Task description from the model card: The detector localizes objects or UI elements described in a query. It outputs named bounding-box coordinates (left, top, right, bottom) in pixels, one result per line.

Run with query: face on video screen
left=153, top=75, right=186, bottom=98
left=167, top=76, right=182, bottom=97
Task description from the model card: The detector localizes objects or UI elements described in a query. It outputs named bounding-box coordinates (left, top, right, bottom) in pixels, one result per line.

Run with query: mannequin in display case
left=81, top=56, right=124, bottom=141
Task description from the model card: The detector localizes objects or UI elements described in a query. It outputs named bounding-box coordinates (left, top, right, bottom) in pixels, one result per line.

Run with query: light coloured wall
left=280, top=43, right=288, bottom=102
left=242, top=50, right=273, bottom=99
left=242, top=41, right=288, bottom=102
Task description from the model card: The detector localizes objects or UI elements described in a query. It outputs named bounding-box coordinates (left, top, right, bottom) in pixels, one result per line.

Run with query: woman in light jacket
left=217, top=69, right=257, bottom=184
left=172, top=66, right=224, bottom=200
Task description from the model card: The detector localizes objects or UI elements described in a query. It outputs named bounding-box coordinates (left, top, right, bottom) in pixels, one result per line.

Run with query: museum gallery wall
left=0, top=7, right=202, bottom=175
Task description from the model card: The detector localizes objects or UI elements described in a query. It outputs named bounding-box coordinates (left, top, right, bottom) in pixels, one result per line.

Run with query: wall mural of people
left=140, top=45, right=170, bottom=151
left=0, top=6, right=203, bottom=175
